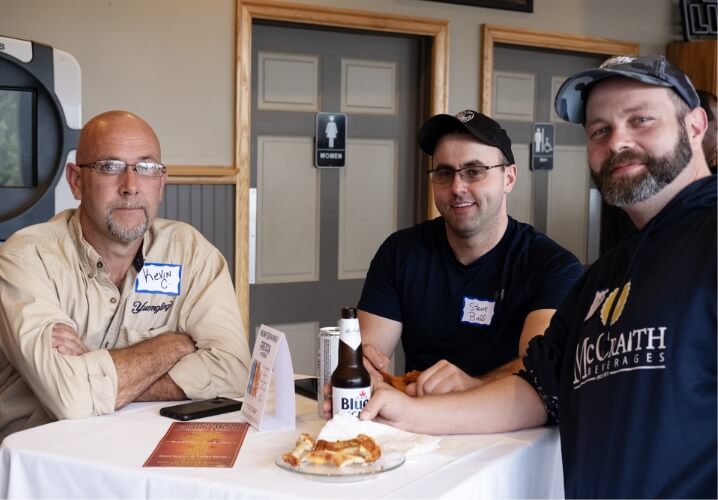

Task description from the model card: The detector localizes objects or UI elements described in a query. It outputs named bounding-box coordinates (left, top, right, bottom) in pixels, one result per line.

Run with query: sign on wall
left=315, top=112, right=347, bottom=168
left=531, top=122, right=554, bottom=171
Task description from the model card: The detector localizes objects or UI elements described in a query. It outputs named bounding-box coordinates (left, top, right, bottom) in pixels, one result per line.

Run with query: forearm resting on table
left=367, top=374, right=548, bottom=435
left=425, top=375, right=548, bottom=434
left=110, top=332, right=195, bottom=409
left=135, top=373, right=187, bottom=401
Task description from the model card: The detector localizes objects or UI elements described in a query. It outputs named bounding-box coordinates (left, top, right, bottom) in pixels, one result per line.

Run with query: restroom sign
left=531, top=122, right=554, bottom=171
left=315, top=112, right=347, bottom=167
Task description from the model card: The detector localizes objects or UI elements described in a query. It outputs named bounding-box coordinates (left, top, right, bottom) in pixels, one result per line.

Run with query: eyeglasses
left=427, top=164, right=508, bottom=185
left=77, top=160, right=166, bottom=177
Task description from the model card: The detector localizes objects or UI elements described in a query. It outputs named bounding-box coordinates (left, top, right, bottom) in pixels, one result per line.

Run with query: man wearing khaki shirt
left=0, top=110, right=251, bottom=441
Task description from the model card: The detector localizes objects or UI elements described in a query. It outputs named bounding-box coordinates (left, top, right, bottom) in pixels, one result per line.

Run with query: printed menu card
left=144, top=422, right=249, bottom=467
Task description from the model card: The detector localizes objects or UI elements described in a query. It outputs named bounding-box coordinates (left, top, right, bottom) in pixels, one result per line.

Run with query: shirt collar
left=133, top=244, right=145, bottom=272
left=69, top=209, right=147, bottom=274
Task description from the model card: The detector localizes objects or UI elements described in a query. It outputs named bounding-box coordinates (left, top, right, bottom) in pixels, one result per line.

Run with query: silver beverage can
left=316, top=326, right=340, bottom=418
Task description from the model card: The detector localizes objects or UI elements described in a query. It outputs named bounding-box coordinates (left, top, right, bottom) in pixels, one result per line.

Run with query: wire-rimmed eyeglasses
left=427, top=164, right=508, bottom=185
left=77, top=159, right=166, bottom=177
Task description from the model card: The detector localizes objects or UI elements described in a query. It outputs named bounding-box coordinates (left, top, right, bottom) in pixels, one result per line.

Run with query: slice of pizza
left=281, top=432, right=316, bottom=466
left=282, top=433, right=382, bottom=467
left=304, top=449, right=367, bottom=467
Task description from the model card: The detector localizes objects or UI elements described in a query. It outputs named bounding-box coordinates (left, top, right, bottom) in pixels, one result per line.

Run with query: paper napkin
left=317, top=413, right=441, bottom=458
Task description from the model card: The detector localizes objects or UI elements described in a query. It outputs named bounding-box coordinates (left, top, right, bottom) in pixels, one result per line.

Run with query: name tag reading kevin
left=135, top=263, right=182, bottom=296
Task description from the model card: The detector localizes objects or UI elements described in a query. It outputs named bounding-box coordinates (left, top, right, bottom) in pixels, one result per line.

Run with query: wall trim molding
left=166, top=165, right=238, bottom=185
left=235, top=0, right=449, bottom=336
left=480, top=24, right=640, bottom=116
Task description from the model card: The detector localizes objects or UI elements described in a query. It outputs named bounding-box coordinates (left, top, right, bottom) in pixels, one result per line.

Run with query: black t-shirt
left=359, top=216, right=582, bottom=375
left=522, top=176, right=717, bottom=498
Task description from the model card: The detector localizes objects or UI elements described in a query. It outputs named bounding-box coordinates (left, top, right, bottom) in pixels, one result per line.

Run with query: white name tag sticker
left=135, top=263, right=182, bottom=296
left=461, top=297, right=495, bottom=326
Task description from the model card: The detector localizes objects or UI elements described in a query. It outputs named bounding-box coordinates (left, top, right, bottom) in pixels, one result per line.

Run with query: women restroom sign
left=315, top=112, right=347, bottom=167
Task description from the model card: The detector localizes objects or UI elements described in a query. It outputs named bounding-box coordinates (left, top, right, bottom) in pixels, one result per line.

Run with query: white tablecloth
left=0, top=397, right=564, bottom=499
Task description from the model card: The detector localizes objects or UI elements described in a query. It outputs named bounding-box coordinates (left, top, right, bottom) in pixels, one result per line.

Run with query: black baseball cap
left=555, top=55, right=700, bottom=124
left=417, top=110, right=515, bottom=164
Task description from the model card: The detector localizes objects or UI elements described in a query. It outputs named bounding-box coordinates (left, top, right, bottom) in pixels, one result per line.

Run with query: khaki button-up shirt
left=0, top=210, right=251, bottom=441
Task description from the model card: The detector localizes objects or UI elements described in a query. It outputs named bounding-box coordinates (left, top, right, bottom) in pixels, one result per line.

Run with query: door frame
left=478, top=24, right=640, bottom=259
left=480, top=24, right=640, bottom=115
left=234, top=0, right=449, bottom=335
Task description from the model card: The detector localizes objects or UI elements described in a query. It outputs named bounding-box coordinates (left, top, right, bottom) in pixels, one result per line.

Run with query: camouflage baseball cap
left=418, top=110, right=515, bottom=164
left=554, top=55, right=700, bottom=124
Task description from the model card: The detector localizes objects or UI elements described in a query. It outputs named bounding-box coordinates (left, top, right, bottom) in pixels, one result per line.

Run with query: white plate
left=274, top=452, right=405, bottom=482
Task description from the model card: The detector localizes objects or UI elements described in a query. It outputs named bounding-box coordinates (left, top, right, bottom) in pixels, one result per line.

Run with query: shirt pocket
left=122, top=297, right=178, bottom=344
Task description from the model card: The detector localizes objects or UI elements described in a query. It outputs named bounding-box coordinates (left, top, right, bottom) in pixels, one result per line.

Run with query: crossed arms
left=52, top=323, right=194, bottom=408
left=0, top=245, right=250, bottom=421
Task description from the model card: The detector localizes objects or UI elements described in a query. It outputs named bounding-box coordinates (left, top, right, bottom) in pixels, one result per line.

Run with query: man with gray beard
left=359, top=56, right=716, bottom=498
left=0, top=111, right=251, bottom=442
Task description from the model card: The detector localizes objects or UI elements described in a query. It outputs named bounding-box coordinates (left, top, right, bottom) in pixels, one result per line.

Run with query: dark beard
left=592, top=124, right=693, bottom=207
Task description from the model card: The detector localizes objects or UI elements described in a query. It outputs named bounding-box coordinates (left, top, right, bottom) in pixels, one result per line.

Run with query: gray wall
left=1, top=0, right=682, bottom=169
left=158, top=184, right=236, bottom=279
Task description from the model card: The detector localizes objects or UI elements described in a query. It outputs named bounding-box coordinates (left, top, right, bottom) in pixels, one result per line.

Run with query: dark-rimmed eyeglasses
left=427, top=164, right=508, bottom=185
left=77, top=160, right=166, bottom=177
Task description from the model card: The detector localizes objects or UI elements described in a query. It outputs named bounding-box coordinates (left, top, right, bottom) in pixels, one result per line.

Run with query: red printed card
left=144, top=422, right=249, bottom=467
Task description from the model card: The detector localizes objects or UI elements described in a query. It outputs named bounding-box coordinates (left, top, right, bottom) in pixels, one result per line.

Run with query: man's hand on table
left=407, top=360, right=482, bottom=396
left=359, top=386, right=418, bottom=431
left=51, top=323, right=89, bottom=355
left=321, top=377, right=409, bottom=422
left=323, top=347, right=480, bottom=423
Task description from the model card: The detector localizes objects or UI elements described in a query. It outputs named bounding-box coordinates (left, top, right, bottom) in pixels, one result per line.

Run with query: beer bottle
left=331, top=307, right=371, bottom=418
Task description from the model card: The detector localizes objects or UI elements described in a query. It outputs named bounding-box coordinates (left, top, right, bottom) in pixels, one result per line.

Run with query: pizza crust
left=282, top=433, right=382, bottom=467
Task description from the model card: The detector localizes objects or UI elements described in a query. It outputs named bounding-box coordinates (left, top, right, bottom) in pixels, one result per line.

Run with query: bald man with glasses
left=0, top=110, right=251, bottom=441
left=359, top=110, right=582, bottom=396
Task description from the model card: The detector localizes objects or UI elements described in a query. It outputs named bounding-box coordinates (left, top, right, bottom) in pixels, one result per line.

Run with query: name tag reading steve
left=135, top=263, right=182, bottom=296
left=461, top=296, right=495, bottom=326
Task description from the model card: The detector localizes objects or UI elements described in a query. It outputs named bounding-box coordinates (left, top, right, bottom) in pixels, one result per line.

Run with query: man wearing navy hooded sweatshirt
left=360, top=55, right=717, bottom=498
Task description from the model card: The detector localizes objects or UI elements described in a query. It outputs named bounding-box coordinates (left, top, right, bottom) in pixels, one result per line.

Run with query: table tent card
left=240, top=324, right=296, bottom=431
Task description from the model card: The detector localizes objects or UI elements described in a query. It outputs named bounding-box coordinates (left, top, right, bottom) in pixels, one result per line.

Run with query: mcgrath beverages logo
left=599, top=282, right=630, bottom=326
left=573, top=281, right=667, bottom=389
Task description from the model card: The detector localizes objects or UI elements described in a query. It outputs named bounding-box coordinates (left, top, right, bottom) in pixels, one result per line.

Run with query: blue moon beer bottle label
left=331, top=307, right=372, bottom=418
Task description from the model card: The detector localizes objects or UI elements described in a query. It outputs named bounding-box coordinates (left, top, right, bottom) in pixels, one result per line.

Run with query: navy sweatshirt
left=522, top=175, right=717, bottom=498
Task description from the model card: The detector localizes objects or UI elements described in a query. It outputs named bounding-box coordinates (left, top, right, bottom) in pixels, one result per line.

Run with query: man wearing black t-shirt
left=359, top=110, right=582, bottom=396
left=361, top=56, right=716, bottom=498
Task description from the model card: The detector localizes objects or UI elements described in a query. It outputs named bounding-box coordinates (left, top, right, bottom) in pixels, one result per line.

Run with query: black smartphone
left=159, top=397, right=243, bottom=421
left=294, top=377, right=318, bottom=400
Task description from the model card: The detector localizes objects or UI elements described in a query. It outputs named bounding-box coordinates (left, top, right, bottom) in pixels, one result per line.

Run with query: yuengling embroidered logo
left=131, top=300, right=174, bottom=314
